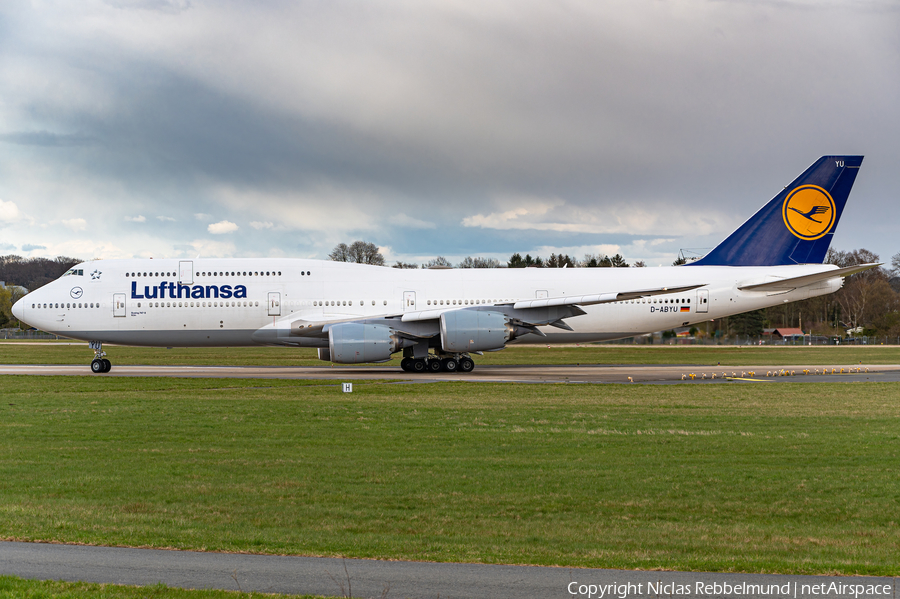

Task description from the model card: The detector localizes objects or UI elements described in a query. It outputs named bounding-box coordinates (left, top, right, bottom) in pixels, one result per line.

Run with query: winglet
left=690, top=156, right=863, bottom=266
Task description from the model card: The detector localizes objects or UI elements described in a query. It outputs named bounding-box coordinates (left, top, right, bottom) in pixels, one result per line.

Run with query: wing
left=400, top=283, right=705, bottom=323
left=256, top=283, right=707, bottom=343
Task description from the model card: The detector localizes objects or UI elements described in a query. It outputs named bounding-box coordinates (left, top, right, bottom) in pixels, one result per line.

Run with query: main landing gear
left=400, top=354, right=476, bottom=374
left=89, top=340, right=111, bottom=374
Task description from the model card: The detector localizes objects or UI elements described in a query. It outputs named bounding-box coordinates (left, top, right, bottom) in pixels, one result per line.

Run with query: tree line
left=1, top=255, right=81, bottom=291
left=328, top=240, right=645, bottom=269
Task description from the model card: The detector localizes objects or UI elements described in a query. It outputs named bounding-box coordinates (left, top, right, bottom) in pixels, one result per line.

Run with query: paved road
left=1, top=362, right=897, bottom=383
left=1, top=542, right=896, bottom=599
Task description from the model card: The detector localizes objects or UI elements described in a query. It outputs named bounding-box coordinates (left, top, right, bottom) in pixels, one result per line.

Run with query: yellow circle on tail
left=782, top=185, right=835, bottom=240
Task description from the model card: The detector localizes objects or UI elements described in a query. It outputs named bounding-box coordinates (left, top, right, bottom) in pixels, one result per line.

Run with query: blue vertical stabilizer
left=689, top=156, right=863, bottom=266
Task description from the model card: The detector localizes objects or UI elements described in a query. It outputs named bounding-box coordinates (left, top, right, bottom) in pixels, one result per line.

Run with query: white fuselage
left=15, top=258, right=841, bottom=347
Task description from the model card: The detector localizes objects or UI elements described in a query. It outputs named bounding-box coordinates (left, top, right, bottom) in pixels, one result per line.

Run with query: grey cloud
left=0, top=1, right=897, bottom=262
left=0, top=131, right=96, bottom=147
left=103, top=0, right=190, bottom=14
left=21, top=244, right=47, bottom=251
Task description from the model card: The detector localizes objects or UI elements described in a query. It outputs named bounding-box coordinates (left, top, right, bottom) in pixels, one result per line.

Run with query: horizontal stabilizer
left=738, top=263, right=880, bottom=292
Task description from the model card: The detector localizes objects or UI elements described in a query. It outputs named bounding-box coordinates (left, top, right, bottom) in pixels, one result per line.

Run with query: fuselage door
left=403, top=291, right=416, bottom=312
left=696, top=289, right=709, bottom=313
left=113, top=293, right=126, bottom=317
left=179, top=261, right=194, bottom=285
left=268, top=292, right=281, bottom=317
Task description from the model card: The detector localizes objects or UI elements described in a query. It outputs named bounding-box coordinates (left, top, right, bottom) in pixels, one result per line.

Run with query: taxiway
left=0, top=362, right=897, bottom=383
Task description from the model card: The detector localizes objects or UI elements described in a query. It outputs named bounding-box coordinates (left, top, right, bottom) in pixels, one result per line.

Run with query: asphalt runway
left=1, top=362, right=897, bottom=383
left=2, top=541, right=896, bottom=599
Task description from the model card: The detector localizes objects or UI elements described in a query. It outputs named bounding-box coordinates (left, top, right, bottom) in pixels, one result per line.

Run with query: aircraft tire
left=102, top=359, right=112, bottom=373
left=427, top=359, right=442, bottom=373
left=91, top=359, right=104, bottom=374
left=458, top=357, right=475, bottom=373
left=400, top=358, right=412, bottom=372
left=411, top=359, right=427, bottom=373
left=441, top=358, right=458, bottom=372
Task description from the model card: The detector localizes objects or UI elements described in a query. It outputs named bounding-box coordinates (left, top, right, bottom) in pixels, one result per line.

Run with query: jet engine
left=327, top=323, right=408, bottom=364
left=440, top=310, right=514, bottom=352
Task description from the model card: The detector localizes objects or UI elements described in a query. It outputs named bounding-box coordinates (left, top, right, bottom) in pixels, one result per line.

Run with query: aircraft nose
left=11, top=297, right=25, bottom=323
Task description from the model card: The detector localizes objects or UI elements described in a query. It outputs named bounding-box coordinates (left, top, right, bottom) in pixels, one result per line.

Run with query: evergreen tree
left=508, top=253, right=525, bottom=268
left=729, top=309, right=766, bottom=336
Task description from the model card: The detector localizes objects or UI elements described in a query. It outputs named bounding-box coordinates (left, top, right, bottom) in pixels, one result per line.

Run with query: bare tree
left=328, top=243, right=350, bottom=262
left=423, top=256, right=452, bottom=268
left=329, top=241, right=385, bottom=266
left=827, top=248, right=888, bottom=330
left=458, top=256, right=500, bottom=268
left=582, top=253, right=614, bottom=267
left=392, top=261, right=419, bottom=269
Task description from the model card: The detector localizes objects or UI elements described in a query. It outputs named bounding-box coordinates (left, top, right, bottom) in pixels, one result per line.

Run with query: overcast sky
left=1, top=0, right=898, bottom=267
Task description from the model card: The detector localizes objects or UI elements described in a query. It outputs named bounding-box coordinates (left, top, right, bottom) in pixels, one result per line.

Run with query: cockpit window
left=63, top=268, right=84, bottom=277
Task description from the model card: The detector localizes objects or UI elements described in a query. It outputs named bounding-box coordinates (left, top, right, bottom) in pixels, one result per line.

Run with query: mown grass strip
left=1, top=377, right=898, bottom=575
left=0, top=576, right=333, bottom=599
left=2, top=342, right=899, bottom=367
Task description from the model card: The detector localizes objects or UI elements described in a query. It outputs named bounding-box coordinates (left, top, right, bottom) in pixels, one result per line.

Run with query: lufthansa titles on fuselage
left=131, top=281, right=248, bottom=300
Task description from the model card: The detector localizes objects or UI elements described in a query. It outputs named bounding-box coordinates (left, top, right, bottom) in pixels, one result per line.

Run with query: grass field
left=2, top=341, right=900, bottom=367
left=0, top=576, right=332, bottom=599
left=2, top=376, right=898, bottom=575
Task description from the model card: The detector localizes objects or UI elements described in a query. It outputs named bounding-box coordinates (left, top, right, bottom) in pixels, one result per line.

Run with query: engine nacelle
left=440, top=310, right=511, bottom=352
left=327, top=323, right=404, bottom=364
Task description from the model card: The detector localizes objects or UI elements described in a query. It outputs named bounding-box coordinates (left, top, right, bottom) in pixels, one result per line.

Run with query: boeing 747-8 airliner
left=12, top=156, right=876, bottom=374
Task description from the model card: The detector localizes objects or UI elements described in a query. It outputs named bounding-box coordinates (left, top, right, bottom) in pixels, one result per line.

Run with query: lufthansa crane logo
left=782, top=185, right=836, bottom=240
left=70, top=287, right=84, bottom=299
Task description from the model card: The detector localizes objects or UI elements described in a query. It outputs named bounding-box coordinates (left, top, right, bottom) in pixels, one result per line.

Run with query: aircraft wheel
left=411, top=359, right=427, bottom=373
left=400, top=357, right=412, bottom=372
left=102, top=359, right=112, bottom=373
left=441, top=358, right=458, bottom=372
left=458, top=357, right=475, bottom=373
left=91, top=359, right=104, bottom=374
left=427, top=359, right=442, bottom=373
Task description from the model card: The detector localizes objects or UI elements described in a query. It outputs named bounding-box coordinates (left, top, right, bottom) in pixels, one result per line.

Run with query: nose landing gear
left=89, top=341, right=111, bottom=373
